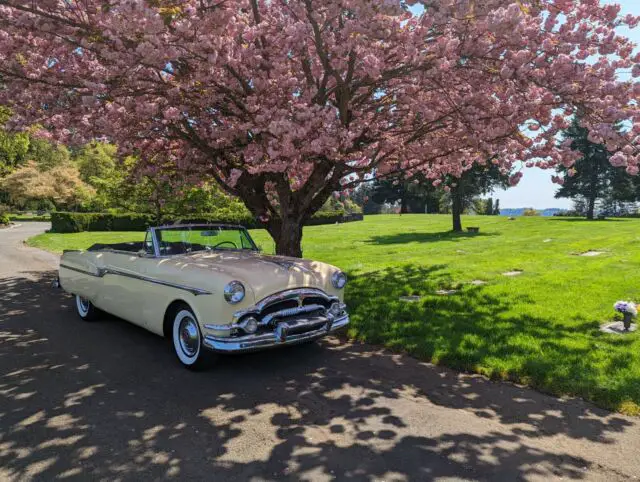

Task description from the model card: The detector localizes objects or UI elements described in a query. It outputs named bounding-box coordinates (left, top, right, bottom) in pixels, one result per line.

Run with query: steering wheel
left=212, top=241, right=238, bottom=250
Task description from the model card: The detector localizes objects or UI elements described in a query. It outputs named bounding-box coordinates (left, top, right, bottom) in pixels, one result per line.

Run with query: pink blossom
left=610, top=152, right=627, bottom=167
left=163, top=107, right=181, bottom=121
left=0, top=0, right=636, bottom=235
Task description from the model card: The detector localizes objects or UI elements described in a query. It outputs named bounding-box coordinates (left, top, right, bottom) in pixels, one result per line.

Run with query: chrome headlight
left=224, top=281, right=245, bottom=304
left=331, top=271, right=347, bottom=290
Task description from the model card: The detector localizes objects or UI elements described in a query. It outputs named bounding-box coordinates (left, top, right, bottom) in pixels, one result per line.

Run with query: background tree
left=1, top=1, right=638, bottom=256
left=0, top=107, right=30, bottom=177
left=351, top=182, right=381, bottom=215
left=485, top=197, right=494, bottom=216
left=523, top=208, right=540, bottom=216
left=444, top=163, right=511, bottom=232
left=555, top=118, right=637, bottom=220
left=75, top=142, right=118, bottom=184
left=27, top=137, right=70, bottom=172
left=494, top=199, right=501, bottom=216
left=370, top=173, right=440, bottom=214
left=1, top=161, right=94, bottom=210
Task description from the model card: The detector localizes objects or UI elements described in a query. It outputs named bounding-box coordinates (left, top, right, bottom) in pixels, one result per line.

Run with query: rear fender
left=59, top=250, right=104, bottom=301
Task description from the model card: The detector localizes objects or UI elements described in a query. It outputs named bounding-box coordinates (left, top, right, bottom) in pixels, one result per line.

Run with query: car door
left=97, top=250, right=150, bottom=326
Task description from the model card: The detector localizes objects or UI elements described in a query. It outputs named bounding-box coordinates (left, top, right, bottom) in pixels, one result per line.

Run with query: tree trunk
left=400, top=195, right=409, bottom=214
left=586, top=195, right=596, bottom=220
left=451, top=185, right=463, bottom=232
left=587, top=156, right=599, bottom=220
left=155, top=200, right=162, bottom=225
left=269, top=217, right=304, bottom=258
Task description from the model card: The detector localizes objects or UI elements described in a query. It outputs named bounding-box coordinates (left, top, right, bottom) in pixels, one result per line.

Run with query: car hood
left=164, top=250, right=337, bottom=302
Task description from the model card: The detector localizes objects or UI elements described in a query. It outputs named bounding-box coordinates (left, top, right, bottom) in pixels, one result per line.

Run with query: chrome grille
left=233, top=288, right=339, bottom=327
left=260, top=304, right=326, bottom=326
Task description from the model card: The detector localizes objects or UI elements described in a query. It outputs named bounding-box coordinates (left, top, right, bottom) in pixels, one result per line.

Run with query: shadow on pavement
left=0, top=271, right=636, bottom=480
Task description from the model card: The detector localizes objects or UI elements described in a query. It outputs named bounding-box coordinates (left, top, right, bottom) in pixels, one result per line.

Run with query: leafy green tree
left=92, top=156, right=249, bottom=222
left=445, top=163, right=510, bottom=231
left=351, top=181, right=382, bottom=214
left=371, top=174, right=440, bottom=214
left=0, top=107, right=30, bottom=177
left=26, top=137, right=70, bottom=171
left=485, top=197, right=494, bottom=215
left=74, top=142, right=118, bottom=183
left=556, top=118, right=635, bottom=220
left=1, top=161, right=94, bottom=210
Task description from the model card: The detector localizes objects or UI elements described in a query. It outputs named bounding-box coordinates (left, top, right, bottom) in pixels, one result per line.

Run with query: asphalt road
left=1, top=223, right=640, bottom=481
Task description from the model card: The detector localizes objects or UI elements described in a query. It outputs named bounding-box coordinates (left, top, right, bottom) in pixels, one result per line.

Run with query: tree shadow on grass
left=346, top=265, right=640, bottom=414
left=365, top=230, right=500, bottom=246
left=0, top=270, right=638, bottom=480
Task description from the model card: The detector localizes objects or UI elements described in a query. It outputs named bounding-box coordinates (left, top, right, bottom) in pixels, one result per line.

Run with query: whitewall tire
left=171, top=307, right=213, bottom=370
left=75, top=294, right=99, bottom=321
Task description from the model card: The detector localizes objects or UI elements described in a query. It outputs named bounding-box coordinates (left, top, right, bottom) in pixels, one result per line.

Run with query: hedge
left=50, top=211, right=363, bottom=233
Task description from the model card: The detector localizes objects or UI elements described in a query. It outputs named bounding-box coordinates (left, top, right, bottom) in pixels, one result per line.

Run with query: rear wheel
left=171, top=305, right=214, bottom=370
left=75, top=294, right=99, bottom=321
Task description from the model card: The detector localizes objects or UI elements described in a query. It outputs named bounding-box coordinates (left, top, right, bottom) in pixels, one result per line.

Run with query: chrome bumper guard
left=202, top=313, right=350, bottom=353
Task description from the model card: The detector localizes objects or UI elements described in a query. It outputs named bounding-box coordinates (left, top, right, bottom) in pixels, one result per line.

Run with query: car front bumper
left=202, top=314, right=350, bottom=353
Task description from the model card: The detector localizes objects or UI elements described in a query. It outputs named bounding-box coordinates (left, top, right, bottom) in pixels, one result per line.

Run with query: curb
left=0, top=223, right=22, bottom=230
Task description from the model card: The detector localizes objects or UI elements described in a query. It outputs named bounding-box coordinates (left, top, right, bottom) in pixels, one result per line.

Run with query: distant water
left=499, top=208, right=566, bottom=217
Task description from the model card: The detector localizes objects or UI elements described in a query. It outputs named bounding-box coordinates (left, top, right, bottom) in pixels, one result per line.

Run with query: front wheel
left=75, top=294, right=99, bottom=321
left=171, top=306, right=214, bottom=370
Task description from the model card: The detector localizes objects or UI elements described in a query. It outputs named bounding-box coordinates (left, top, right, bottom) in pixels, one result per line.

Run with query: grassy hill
left=28, top=214, right=640, bottom=414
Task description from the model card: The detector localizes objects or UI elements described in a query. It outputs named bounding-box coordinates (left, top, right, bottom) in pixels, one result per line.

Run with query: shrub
left=0, top=213, right=10, bottom=226
left=51, top=210, right=364, bottom=233
left=111, top=213, right=153, bottom=231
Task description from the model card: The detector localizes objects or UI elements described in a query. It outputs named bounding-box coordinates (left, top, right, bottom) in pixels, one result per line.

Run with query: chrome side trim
left=59, top=263, right=101, bottom=277
left=202, top=314, right=350, bottom=353
left=104, top=267, right=213, bottom=296
left=59, top=263, right=212, bottom=296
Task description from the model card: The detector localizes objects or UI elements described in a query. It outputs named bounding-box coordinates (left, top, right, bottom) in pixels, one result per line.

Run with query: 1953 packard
left=58, top=224, right=349, bottom=369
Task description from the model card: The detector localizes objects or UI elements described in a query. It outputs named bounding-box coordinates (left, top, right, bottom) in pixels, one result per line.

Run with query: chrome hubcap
left=178, top=317, right=199, bottom=357
left=78, top=296, right=89, bottom=312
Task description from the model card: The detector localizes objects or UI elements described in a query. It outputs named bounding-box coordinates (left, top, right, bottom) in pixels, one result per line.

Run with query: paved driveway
left=1, top=223, right=640, bottom=481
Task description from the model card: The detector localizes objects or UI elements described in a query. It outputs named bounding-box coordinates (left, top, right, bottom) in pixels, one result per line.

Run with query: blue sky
left=491, top=0, right=639, bottom=208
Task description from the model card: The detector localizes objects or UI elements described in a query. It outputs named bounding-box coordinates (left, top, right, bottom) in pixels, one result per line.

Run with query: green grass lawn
left=27, top=215, right=640, bottom=414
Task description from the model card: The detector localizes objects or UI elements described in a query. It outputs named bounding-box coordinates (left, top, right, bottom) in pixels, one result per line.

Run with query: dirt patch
left=502, top=270, right=523, bottom=277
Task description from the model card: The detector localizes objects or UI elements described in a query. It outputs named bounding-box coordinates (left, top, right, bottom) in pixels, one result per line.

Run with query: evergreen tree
left=370, top=173, right=440, bottom=214
left=494, top=199, right=500, bottom=215
left=556, top=118, right=636, bottom=220
left=486, top=197, right=494, bottom=215
left=446, top=164, right=510, bottom=231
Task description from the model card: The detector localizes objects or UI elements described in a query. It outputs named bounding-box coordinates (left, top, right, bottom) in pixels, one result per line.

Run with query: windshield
left=154, top=225, right=257, bottom=256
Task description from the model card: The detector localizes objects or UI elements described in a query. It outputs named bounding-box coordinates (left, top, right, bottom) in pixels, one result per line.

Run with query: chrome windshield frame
left=148, top=223, right=258, bottom=258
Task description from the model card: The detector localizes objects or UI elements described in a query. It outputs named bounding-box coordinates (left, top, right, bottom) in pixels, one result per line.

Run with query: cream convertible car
left=58, top=224, right=349, bottom=369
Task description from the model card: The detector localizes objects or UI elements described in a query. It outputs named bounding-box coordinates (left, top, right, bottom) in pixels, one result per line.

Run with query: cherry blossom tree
left=0, top=0, right=638, bottom=256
